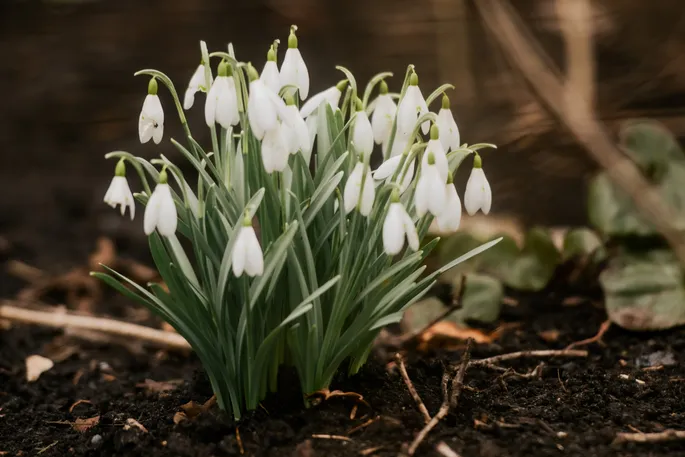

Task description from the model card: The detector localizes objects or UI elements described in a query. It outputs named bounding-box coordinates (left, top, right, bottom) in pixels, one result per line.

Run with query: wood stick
left=613, top=429, right=685, bottom=445
left=0, top=301, right=190, bottom=350
left=395, top=353, right=432, bottom=424
left=474, top=0, right=685, bottom=266
left=469, top=349, right=587, bottom=367
left=436, top=441, right=462, bottom=457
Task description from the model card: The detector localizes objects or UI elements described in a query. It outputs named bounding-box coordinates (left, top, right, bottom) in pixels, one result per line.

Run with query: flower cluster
left=96, top=25, right=498, bottom=419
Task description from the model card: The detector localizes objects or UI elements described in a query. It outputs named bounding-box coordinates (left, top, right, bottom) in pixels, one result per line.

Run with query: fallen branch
left=469, top=349, right=587, bottom=368
left=0, top=301, right=190, bottom=351
left=395, top=353, right=432, bottom=424
left=407, top=339, right=473, bottom=456
left=613, top=429, right=685, bottom=445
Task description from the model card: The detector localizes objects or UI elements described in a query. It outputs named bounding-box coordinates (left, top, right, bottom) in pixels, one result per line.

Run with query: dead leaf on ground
left=306, top=388, right=369, bottom=408
left=124, top=418, right=148, bottom=433
left=417, top=321, right=493, bottom=351
left=25, top=355, right=54, bottom=382
left=136, top=379, right=183, bottom=396
left=174, top=396, right=217, bottom=424
left=68, top=400, right=94, bottom=414
left=73, top=416, right=100, bottom=433
left=538, top=329, right=561, bottom=342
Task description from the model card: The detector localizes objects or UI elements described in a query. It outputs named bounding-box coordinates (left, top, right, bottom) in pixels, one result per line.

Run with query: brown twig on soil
left=236, top=427, right=244, bottom=455
left=565, top=320, right=611, bottom=350
left=469, top=349, right=587, bottom=368
left=0, top=301, right=190, bottom=350
left=311, top=434, right=352, bottom=442
left=436, top=441, right=462, bottom=457
left=474, top=0, right=685, bottom=266
left=406, top=339, right=473, bottom=456
left=395, top=353, right=431, bottom=424
left=347, top=416, right=380, bottom=435
left=613, top=429, right=685, bottom=445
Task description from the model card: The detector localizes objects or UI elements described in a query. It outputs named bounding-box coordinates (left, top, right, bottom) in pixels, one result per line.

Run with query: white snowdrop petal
left=300, top=87, right=340, bottom=118
left=352, top=111, right=374, bottom=160
left=183, top=88, right=196, bottom=111
left=399, top=160, right=415, bottom=194
left=371, top=95, right=396, bottom=145
left=402, top=209, right=420, bottom=251
left=373, top=155, right=401, bottom=181
left=261, top=60, right=281, bottom=94
left=427, top=176, right=447, bottom=216
left=305, top=113, right=318, bottom=154
left=464, top=168, right=486, bottom=216
left=152, top=124, right=164, bottom=145
left=143, top=188, right=162, bottom=235
left=414, top=175, right=431, bottom=217
left=204, top=79, right=220, bottom=127
left=437, top=184, right=462, bottom=232
left=343, top=163, right=364, bottom=214
left=157, top=185, right=178, bottom=237
left=280, top=48, right=309, bottom=100
left=383, top=203, right=405, bottom=255
left=359, top=167, right=375, bottom=216
left=481, top=173, right=492, bottom=215
left=422, top=140, right=449, bottom=183
left=231, top=231, right=247, bottom=277
left=244, top=228, right=264, bottom=277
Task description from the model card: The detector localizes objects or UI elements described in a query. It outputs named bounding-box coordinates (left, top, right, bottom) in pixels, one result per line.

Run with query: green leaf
left=562, top=228, right=604, bottom=261
left=619, top=119, right=684, bottom=173
left=502, top=228, right=560, bottom=291
left=452, top=273, right=503, bottom=324
left=601, top=249, right=685, bottom=330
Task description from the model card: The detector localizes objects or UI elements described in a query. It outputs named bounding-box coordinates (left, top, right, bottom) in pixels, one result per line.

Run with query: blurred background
left=1, top=0, right=685, bottom=274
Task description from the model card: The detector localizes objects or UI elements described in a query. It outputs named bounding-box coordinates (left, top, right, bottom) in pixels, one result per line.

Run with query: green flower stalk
left=95, top=25, right=500, bottom=419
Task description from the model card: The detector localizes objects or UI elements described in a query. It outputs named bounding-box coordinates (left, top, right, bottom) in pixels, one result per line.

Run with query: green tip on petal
left=158, top=169, right=168, bottom=184
left=379, top=80, right=389, bottom=95
left=267, top=46, right=277, bottom=62
left=218, top=60, right=228, bottom=77
left=242, top=213, right=252, bottom=227
left=354, top=97, right=363, bottom=112
left=115, top=159, right=126, bottom=177
left=473, top=153, right=482, bottom=169
left=288, top=25, right=299, bottom=49
left=441, top=93, right=450, bottom=110
left=336, top=79, right=349, bottom=92
left=409, top=72, right=418, bottom=86
left=430, top=123, right=439, bottom=140
left=147, top=78, right=158, bottom=95
left=246, top=63, right=259, bottom=82
left=427, top=151, right=436, bottom=165
left=284, top=92, right=296, bottom=106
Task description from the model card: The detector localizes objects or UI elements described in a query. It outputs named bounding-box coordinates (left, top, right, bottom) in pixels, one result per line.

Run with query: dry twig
left=436, top=441, right=462, bottom=457
left=0, top=301, right=190, bottom=350
left=395, top=353, right=431, bottom=424
left=311, top=434, right=352, bottom=442
left=613, top=429, right=685, bottom=445
left=565, top=320, right=611, bottom=350
left=469, top=349, right=588, bottom=368
left=406, top=339, right=473, bottom=456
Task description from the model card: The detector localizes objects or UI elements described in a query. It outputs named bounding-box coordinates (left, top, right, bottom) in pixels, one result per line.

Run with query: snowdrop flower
left=280, top=26, right=309, bottom=100
left=388, top=130, right=411, bottom=158
left=352, top=99, right=374, bottom=160
left=246, top=65, right=291, bottom=140
left=261, top=45, right=282, bottom=94
left=282, top=95, right=310, bottom=156
left=232, top=215, right=264, bottom=277
left=415, top=152, right=446, bottom=217
left=420, top=124, right=449, bottom=183
left=261, top=123, right=290, bottom=173
left=436, top=94, right=461, bottom=151
left=104, top=159, right=135, bottom=220
left=205, top=61, right=239, bottom=129
left=371, top=80, right=397, bottom=148
left=383, top=192, right=419, bottom=256
left=138, top=78, right=164, bottom=145
left=396, top=71, right=429, bottom=137
left=183, top=63, right=210, bottom=110
left=144, top=170, right=177, bottom=237
left=436, top=173, right=462, bottom=232
left=299, top=79, right=346, bottom=119
left=464, top=153, right=492, bottom=215
left=344, top=160, right=375, bottom=216
left=373, top=154, right=415, bottom=194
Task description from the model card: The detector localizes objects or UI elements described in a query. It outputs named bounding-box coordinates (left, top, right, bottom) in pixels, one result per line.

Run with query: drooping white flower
left=436, top=179, right=462, bottom=232
left=183, top=63, right=210, bottom=110
left=139, top=78, right=164, bottom=145
left=420, top=124, right=449, bottom=183
left=232, top=219, right=264, bottom=277
left=247, top=65, right=292, bottom=140
left=261, top=123, right=290, bottom=173
left=396, top=71, right=429, bottom=137
left=352, top=103, right=374, bottom=160
left=343, top=161, right=375, bottom=216
left=388, top=130, right=411, bottom=158
left=415, top=152, right=446, bottom=217
left=279, top=26, right=310, bottom=100
left=373, top=155, right=415, bottom=194
left=205, top=61, right=239, bottom=129
left=143, top=171, right=177, bottom=237
left=383, top=199, right=419, bottom=256
left=371, top=80, right=397, bottom=147
left=261, top=46, right=282, bottom=94
left=464, top=154, right=492, bottom=215
left=436, top=94, right=461, bottom=151
left=282, top=103, right=310, bottom=156
left=299, top=80, right=346, bottom=119
left=104, top=160, right=135, bottom=220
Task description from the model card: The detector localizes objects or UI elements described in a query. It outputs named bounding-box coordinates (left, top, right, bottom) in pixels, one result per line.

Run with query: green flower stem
left=361, top=71, right=393, bottom=108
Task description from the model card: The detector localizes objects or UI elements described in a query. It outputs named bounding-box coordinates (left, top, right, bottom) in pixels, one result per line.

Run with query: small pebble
left=91, top=434, right=103, bottom=446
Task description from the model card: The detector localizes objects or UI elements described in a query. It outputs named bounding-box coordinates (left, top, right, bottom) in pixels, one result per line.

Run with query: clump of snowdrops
left=96, top=26, right=500, bottom=419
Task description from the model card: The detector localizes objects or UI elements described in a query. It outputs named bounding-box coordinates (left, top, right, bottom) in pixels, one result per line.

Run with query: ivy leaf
left=601, top=249, right=685, bottom=330
left=562, top=228, right=605, bottom=262
left=451, top=273, right=503, bottom=324
left=502, top=227, right=560, bottom=292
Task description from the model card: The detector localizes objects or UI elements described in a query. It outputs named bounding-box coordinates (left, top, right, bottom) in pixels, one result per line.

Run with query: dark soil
left=2, top=299, right=685, bottom=456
